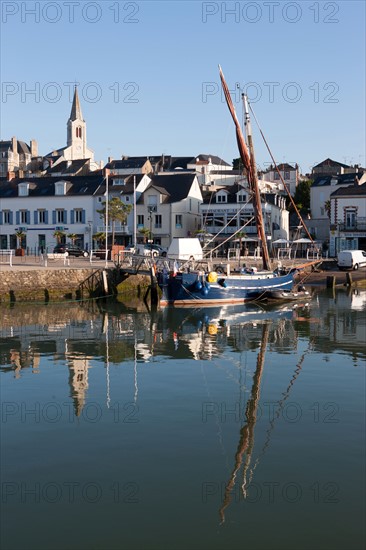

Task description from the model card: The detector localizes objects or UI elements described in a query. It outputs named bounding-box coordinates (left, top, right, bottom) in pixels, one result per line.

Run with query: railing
left=96, top=224, right=130, bottom=233
left=337, top=218, right=366, bottom=231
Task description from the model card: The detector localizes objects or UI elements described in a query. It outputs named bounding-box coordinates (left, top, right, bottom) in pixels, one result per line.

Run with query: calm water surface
left=1, top=288, right=365, bottom=550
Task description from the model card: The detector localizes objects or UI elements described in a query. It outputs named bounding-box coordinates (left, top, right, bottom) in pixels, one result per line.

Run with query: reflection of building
left=67, top=357, right=91, bottom=417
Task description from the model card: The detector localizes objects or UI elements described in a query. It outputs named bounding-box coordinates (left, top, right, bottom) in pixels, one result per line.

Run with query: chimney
left=30, top=139, right=38, bottom=157
left=108, top=156, right=113, bottom=163
left=11, top=136, right=17, bottom=153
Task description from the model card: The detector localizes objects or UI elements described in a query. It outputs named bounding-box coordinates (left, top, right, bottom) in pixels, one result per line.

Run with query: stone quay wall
left=0, top=268, right=102, bottom=303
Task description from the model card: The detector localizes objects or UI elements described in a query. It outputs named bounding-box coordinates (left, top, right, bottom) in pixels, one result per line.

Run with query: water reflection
left=1, top=289, right=365, bottom=550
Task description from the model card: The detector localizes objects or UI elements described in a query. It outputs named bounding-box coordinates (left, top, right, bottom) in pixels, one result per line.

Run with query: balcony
left=337, top=218, right=366, bottom=232
left=97, top=224, right=130, bottom=234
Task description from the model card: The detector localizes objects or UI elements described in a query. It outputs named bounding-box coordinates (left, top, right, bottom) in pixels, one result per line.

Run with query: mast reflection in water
left=0, top=289, right=365, bottom=550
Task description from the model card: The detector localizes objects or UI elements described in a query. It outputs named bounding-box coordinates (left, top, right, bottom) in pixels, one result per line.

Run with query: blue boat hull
left=157, top=270, right=296, bottom=306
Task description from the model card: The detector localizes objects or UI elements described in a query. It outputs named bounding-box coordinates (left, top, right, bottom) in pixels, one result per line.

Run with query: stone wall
left=0, top=268, right=102, bottom=303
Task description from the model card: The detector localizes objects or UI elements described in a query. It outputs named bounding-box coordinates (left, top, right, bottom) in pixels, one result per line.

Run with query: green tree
left=292, top=180, right=312, bottom=213
left=233, top=157, right=245, bottom=171
left=138, top=227, right=150, bottom=244
left=67, top=233, right=78, bottom=244
left=97, top=197, right=132, bottom=247
left=15, top=230, right=26, bottom=249
left=93, top=232, right=106, bottom=247
left=53, top=229, right=66, bottom=244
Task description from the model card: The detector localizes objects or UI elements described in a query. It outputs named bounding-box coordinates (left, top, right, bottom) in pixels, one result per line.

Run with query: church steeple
left=66, top=86, right=87, bottom=158
left=69, top=86, right=83, bottom=121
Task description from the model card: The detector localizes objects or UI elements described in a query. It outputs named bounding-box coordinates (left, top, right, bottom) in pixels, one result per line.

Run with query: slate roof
left=312, top=158, right=350, bottom=169
left=189, top=154, right=231, bottom=167
left=312, top=172, right=364, bottom=187
left=330, top=183, right=366, bottom=197
left=137, top=173, right=198, bottom=204
left=46, top=159, right=90, bottom=174
left=105, top=157, right=150, bottom=170
left=0, top=140, right=31, bottom=155
left=0, top=175, right=104, bottom=198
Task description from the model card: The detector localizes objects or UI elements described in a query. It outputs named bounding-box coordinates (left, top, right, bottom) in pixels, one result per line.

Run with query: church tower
left=66, top=86, right=87, bottom=160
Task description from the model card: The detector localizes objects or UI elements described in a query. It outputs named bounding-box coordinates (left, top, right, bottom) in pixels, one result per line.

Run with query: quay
left=0, top=254, right=365, bottom=304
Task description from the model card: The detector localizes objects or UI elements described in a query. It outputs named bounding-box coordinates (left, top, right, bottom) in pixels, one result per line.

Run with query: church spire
left=70, top=86, right=83, bottom=121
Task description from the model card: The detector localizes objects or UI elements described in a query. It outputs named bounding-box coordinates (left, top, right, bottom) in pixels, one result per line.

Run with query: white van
left=337, top=250, right=366, bottom=270
left=167, top=238, right=203, bottom=261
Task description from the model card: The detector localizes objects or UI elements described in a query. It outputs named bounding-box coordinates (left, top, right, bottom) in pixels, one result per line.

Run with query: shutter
left=82, top=210, right=86, bottom=223
left=34, top=211, right=38, bottom=224
left=70, top=210, right=75, bottom=224
left=45, top=210, right=48, bottom=224
left=26, top=210, right=30, bottom=224
left=52, top=210, right=56, bottom=224
left=16, top=211, right=20, bottom=225
left=9, top=211, right=13, bottom=224
left=0, top=212, right=3, bottom=225
left=64, top=210, right=67, bottom=223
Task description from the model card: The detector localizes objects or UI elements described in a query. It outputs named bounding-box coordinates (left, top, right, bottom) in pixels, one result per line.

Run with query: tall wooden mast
left=243, top=94, right=272, bottom=270
left=218, top=65, right=271, bottom=271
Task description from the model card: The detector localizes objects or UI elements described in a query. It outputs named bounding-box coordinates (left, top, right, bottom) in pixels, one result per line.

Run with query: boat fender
left=201, top=286, right=209, bottom=296
left=218, top=278, right=227, bottom=288
left=194, top=280, right=203, bottom=292
left=207, top=271, right=218, bottom=283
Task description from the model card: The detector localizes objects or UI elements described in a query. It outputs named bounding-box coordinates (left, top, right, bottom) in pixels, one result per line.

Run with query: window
left=154, top=215, right=162, bottom=229
left=175, top=215, right=182, bottom=228
left=345, top=209, right=357, bottom=229
left=3, top=211, right=11, bottom=224
left=125, top=196, right=130, bottom=202
left=38, top=210, right=46, bottom=223
left=274, top=172, right=280, bottom=180
left=284, top=171, right=290, bottom=179
left=74, top=209, right=83, bottom=223
left=148, top=195, right=158, bottom=207
left=56, top=209, right=66, bottom=223
left=137, top=215, right=144, bottom=226
left=113, top=178, right=125, bottom=186
left=76, top=127, right=82, bottom=138
left=55, top=182, right=66, bottom=195
left=238, top=194, right=246, bottom=203
left=20, top=210, right=28, bottom=224
left=18, top=184, right=29, bottom=196
left=216, top=194, right=227, bottom=203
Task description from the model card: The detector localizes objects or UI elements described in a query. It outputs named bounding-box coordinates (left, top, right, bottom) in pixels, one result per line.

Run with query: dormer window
left=55, top=181, right=66, bottom=195
left=237, top=193, right=246, bottom=203
left=113, top=178, right=125, bottom=186
left=18, top=183, right=29, bottom=196
left=216, top=193, right=227, bottom=203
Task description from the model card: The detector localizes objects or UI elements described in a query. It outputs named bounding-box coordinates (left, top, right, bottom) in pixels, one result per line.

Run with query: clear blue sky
left=1, top=0, right=365, bottom=175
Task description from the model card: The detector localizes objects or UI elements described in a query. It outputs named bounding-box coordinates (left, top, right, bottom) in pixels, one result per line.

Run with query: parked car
left=135, top=244, right=167, bottom=257
left=53, top=244, right=89, bottom=257
left=337, top=250, right=366, bottom=270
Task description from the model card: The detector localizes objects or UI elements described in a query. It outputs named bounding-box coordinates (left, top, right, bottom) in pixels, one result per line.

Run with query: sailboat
left=156, top=66, right=298, bottom=306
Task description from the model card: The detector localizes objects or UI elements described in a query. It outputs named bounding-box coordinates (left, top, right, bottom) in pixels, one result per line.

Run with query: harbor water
left=1, top=288, right=365, bottom=550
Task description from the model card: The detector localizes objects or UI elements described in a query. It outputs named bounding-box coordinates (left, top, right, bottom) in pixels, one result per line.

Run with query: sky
left=1, top=0, right=365, bottom=175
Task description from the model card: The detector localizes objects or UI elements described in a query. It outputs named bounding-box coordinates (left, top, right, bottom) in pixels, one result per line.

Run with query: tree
left=15, top=230, right=26, bottom=249
left=53, top=229, right=65, bottom=244
left=97, top=197, right=132, bottom=247
left=138, top=227, right=150, bottom=244
left=67, top=233, right=78, bottom=244
left=93, top=232, right=106, bottom=247
left=292, top=180, right=312, bottom=213
left=233, top=157, right=245, bottom=171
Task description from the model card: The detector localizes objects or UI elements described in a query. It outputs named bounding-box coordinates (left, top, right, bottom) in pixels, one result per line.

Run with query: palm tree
left=53, top=229, right=66, bottom=244
left=138, top=227, right=150, bottom=244
left=15, top=230, right=26, bottom=250
left=93, top=232, right=106, bottom=248
left=67, top=233, right=78, bottom=245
